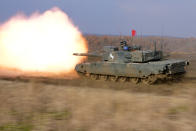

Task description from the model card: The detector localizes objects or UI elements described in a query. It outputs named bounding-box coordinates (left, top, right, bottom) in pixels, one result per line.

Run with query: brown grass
left=0, top=76, right=196, bottom=131
left=0, top=36, right=196, bottom=131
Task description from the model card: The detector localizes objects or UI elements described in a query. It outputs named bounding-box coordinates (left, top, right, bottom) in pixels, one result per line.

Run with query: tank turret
left=74, top=40, right=163, bottom=63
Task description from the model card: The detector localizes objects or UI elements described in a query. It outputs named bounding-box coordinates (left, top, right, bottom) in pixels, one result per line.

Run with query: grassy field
left=0, top=36, right=196, bottom=131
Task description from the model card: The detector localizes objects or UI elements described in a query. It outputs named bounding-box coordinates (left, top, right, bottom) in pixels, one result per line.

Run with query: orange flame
left=0, top=7, right=87, bottom=74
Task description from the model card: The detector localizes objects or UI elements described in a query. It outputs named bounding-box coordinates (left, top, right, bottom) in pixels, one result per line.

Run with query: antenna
left=140, top=25, right=143, bottom=40
left=140, top=25, right=144, bottom=49
left=142, top=47, right=144, bottom=61
left=154, top=41, right=157, bottom=56
left=161, top=40, right=163, bottom=51
left=161, top=24, right=164, bottom=52
left=120, top=32, right=122, bottom=41
left=117, top=27, right=123, bottom=44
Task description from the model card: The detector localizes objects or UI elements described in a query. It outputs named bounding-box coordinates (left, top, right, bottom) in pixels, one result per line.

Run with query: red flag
left=132, top=30, right=136, bottom=37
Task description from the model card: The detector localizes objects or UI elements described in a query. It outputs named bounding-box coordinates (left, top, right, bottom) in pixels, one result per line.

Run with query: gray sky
left=0, top=0, right=196, bottom=37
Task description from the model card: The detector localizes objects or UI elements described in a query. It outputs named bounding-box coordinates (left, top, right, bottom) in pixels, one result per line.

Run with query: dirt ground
left=0, top=37, right=196, bottom=131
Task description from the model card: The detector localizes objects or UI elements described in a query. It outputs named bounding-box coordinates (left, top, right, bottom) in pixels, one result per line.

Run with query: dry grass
left=0, top=36, right=196, bottom=131
left=0, top=77, right=196, bottom=131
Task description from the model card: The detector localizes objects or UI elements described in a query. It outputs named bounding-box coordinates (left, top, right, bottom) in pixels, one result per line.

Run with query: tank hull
left=76, top=59, right=186, bottom=77
left=75, top=59, right=187, bottom=84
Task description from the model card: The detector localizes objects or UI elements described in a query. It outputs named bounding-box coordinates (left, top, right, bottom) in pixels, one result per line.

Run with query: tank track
left=77, top=72, right=184, bottom=84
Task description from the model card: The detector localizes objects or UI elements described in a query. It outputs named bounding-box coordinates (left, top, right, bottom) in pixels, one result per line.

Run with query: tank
left=73, top=41, right=189, bottom=84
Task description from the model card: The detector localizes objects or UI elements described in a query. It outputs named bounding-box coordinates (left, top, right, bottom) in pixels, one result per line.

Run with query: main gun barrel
left=73, top=53, right=101, bottom=57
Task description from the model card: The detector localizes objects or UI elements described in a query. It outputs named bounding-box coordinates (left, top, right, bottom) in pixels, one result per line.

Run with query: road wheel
left=118, top=77, right=127, bottom=82
left=110, top=76, right=118, bottom=82
left=142, top=76, right=157, bottom=85
left=100, top=75, right=108, bottom=81
left=142, top=78, right=150, bottom=84
left=90, top=74, right=99, bottom=80
left=148, top=76, right=157, bottom=84
left=85, top=73, right=90, bottom=77
left=130, top=78, right=140, bottom=84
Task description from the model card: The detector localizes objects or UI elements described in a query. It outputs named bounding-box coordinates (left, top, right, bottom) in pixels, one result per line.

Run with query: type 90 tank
left=73, top=41, right=189, bottom=84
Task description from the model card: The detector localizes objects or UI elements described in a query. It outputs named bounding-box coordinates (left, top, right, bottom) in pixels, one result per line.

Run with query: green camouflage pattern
left=73, top=41, right=189, bottom=84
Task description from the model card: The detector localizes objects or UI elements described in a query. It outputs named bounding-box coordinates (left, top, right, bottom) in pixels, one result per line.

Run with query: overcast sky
left=0, top=0, right=196, bottom=37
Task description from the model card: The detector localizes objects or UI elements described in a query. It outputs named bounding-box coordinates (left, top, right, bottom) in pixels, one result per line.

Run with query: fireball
left=0, top=7, right=87, bottom=74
